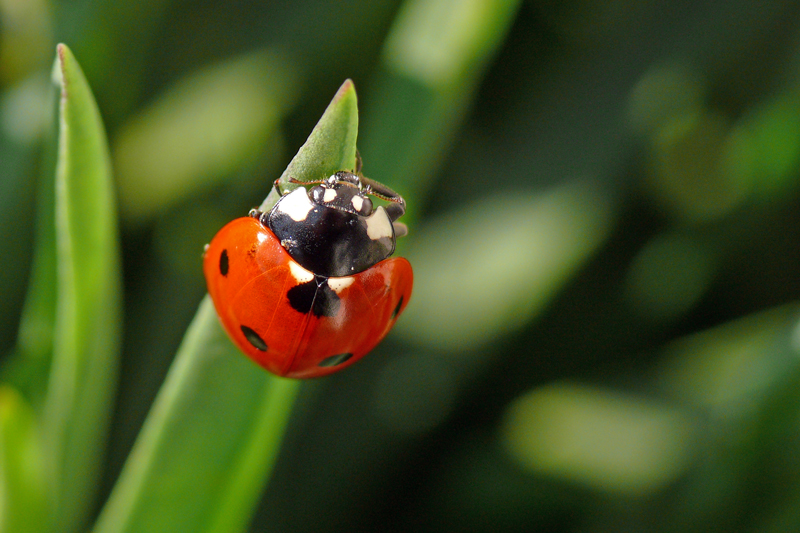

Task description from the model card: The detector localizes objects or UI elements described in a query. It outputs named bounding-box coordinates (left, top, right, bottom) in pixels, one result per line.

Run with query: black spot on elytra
left=391, top=296, right=404, bottom=319
left=241, top=325, right=268, bottom=351
left=318, top=353, right=353, bottom=367
left=219, top=249, right=229, bottom=276
left=287, top=276, right=340, bottom=317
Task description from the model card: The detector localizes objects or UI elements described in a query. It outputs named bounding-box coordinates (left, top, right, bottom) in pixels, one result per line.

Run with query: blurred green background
left=3, top=0, right=800, bottom=531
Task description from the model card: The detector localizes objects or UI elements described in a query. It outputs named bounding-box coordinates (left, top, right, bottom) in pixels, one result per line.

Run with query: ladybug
left=203, top=171, right=413, bottom=378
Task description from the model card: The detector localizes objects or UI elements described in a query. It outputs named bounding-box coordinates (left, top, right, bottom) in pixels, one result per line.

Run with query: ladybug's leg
left=393, top=222, right=408, bottom=238
left=384, top=203, right=406, bottom=223
left=355, top=150, right=363, bottom=174
left=360, top=176, right=406, bottom=222
left=361, top=176, right=408, bottom=236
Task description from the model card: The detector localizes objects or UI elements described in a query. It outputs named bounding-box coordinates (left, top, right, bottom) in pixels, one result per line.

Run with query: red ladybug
left=203, top=171, right=413, bottom=378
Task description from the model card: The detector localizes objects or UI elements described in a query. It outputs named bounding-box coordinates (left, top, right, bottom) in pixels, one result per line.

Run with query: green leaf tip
left=56, top=43, right=68, bottom=66
left=332, top=78, right=356, bottom=104
left=259, top=79, right=359, bottom=211
left=54, top=44, right=77, bottom=98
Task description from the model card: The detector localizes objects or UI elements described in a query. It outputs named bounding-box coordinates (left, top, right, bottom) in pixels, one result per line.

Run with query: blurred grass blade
left=501, top=382, right=695, bottom=497
left=42, top=44, right=123, bottom=533
left=1, top=85, right=58, bottom=406
left=654, top=305, right=800, bottom=531
left=0, top=385, right=49, bottom=533
left=360, top=0, right=522, bottom=219
left=397, top=181, right=614, bottom=352
left=114, top=50, right=299, bottom=224
left=94, top=81, right=358, bottom=533
left=657, top=304, right=800, bottom=412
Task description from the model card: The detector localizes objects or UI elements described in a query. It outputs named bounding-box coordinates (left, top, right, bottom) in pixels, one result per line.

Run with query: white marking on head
left=289, top=261, right=314, bottom=283
left=365, top=206, right=394, bottom=241
left=323, top=188, right=337, bottom=203
left=351, top=195, right=364, bottom=212
left=277, top=188, right=314, bottom=222
left=328, top=276, right=355, bottom=293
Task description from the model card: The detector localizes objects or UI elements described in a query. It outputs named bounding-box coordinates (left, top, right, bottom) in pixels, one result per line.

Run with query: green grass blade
left=93, top=299, right=300, bottom=533
left=94, top=81, right=358, bottom=533
left=42, top=44, right=123, bottom=533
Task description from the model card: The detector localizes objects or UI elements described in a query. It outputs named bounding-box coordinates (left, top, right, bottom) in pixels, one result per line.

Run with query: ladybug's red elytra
left=203, top=171, right=413, bottom=378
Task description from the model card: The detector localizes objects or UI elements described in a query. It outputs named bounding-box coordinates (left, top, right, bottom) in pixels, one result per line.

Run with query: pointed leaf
left=258, top=79, right=358, bottom=211
left=42, top=44, right=123, bottom=533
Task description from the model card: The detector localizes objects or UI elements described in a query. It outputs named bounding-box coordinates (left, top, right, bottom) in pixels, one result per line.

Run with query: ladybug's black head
left=264, top=171, right=407, bottom=277
left=310, top=172, right=374, bottom=217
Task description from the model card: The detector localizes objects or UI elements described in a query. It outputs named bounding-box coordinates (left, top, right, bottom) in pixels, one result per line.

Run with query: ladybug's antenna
left=274, top=176, right=316, bottom=196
